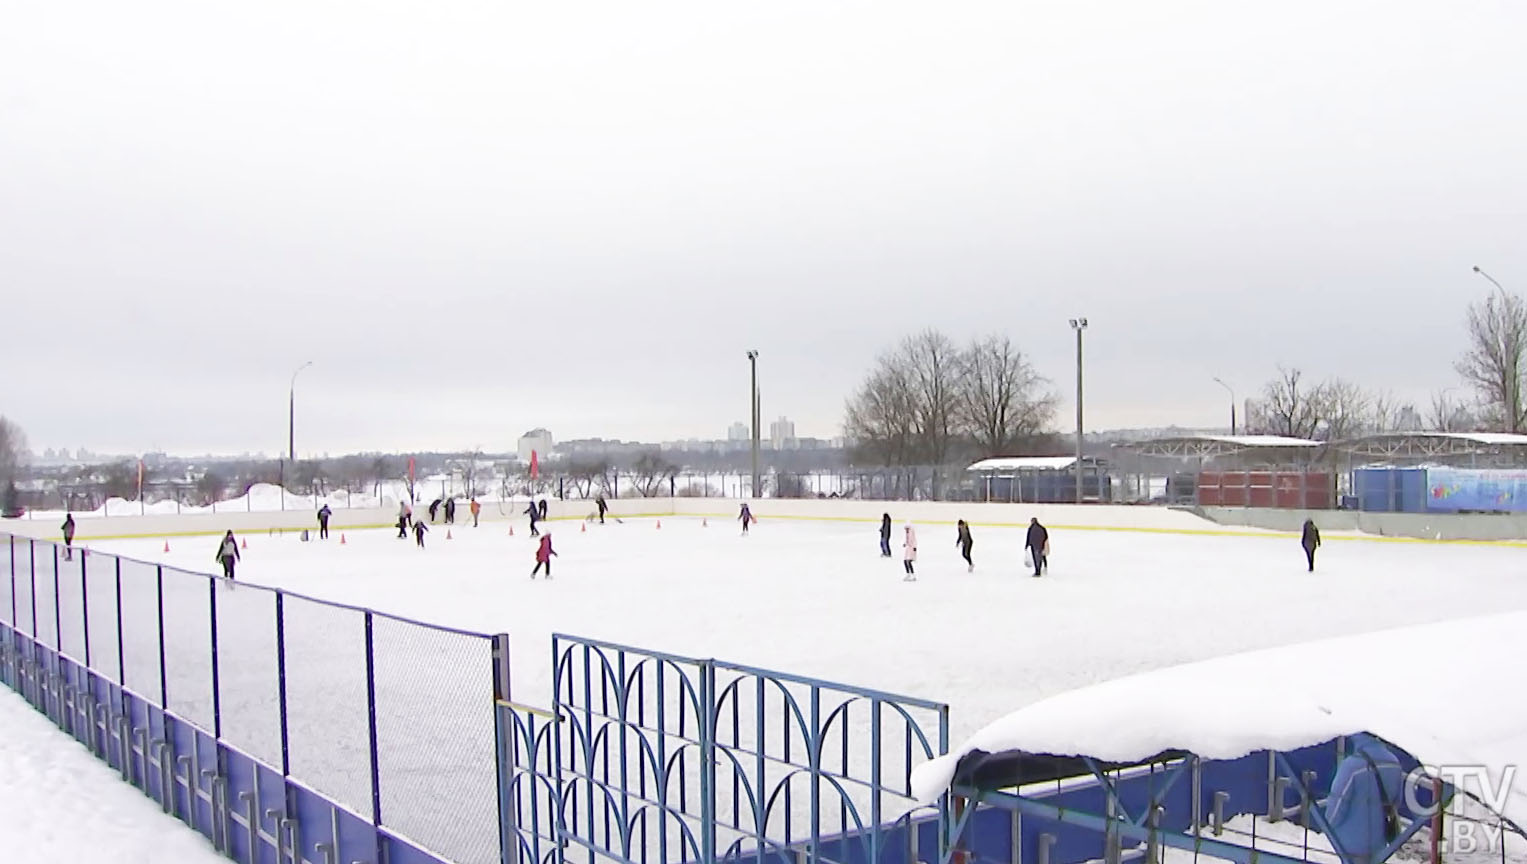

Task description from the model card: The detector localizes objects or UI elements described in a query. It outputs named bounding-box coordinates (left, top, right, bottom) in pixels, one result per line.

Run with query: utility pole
left=747, top=350, right=760, bottom=498
left=1069, top=319, right=1087, bottom=504
left=286, top=360, right=313, bottom=506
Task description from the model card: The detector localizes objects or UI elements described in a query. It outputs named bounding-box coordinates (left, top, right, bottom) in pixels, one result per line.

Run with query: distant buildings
left=727, top=422, right=749, bottom=442
left=770, top=416, right=797, bottom=450
left=517, top=428, right=554, bottom=463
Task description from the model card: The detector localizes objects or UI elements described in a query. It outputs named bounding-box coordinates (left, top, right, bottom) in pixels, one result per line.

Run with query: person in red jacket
left=532, top=529, right=556, bottom=579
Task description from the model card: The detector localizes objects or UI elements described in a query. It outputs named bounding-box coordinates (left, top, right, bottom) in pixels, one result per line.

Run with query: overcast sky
left=3, top=1, right=1524, bottom=456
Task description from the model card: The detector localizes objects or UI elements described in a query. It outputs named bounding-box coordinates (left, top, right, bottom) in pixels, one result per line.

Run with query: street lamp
left=1068, top=318, right=1087, bottom=504
left=1213, top=377, right=1237, bottom=435
left=1473, top=265, right=1506, bottom=294
left=746, top=350, right=759, bottom=499
left=284, top=361, right=313, bottom=505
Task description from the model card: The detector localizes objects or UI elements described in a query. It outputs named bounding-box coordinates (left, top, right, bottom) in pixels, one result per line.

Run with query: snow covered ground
left=89, top=516, right=1527, bottom=745
left=0, top=688, right=226, bottom=864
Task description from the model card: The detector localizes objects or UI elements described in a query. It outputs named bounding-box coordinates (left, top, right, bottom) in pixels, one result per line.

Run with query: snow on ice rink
left=91, top=514, right=1527, bottom=743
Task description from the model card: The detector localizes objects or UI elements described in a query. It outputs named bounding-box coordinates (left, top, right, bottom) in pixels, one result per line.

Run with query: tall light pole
left=1213, top=377, right=1237, bottom=435
left=1068, top=318, right=1087, bottom=504
left=287, top=361, right=313, bottom=495
left=1473, top=266, right=1518, bottom=431
left=746, top=350, right=759, bottom=498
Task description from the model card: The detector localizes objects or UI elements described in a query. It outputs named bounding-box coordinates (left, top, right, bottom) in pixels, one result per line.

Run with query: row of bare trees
left=1249, top=275, right=1527, bottom=439
left=843, top=330, right=1059, bottom=466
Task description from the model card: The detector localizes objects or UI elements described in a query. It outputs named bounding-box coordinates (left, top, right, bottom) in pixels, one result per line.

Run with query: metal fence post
left=492, top=633, right=517, bottom=864
left=115, top=556, right=126, bottom=711
left=208, top=577, right=222, bottom=739
left=156, top=565, right=169, bottom=707
left=27, top=539, right=37, bottom=637
left=699, top=659, right=716, bottom=864
left=275, top=591, right=291, bottom=776
left=53, top=543, right=62, bottom=652
left=80, top=552, right=91, bottom=669
left=363, top=611, right=384, bottom=857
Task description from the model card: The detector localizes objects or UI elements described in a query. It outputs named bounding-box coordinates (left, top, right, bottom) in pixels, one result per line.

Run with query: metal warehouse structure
left=1329, top=431, right=1527, bottom=468
left=966, top=456, right=1111, bottom=503
left=1109, top=435, right=1325, bottom=507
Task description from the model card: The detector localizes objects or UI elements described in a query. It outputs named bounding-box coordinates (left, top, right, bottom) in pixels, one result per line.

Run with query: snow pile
left=0, top=689, right=226, bottom=863
left=910, top=610, right=1527, bottom=829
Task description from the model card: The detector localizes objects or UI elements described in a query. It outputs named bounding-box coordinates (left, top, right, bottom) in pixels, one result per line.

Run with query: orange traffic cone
left=656, top=520, right=662, bottom=530
left=702, top=518, right=708, bottom=527
left=581, top=522, right=586, bottom=533
left=340, top=534, right=347, bottom=545
left=163, top=541, right=170, bottom=553
left=509, top=525, right=515, bottom=536
left=241, top=537, right=248, bottom=549
left=446, top=529, right=453, bottom=540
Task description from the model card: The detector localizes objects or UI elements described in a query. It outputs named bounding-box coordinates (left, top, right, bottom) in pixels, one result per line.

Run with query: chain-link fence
left=0, top=533, right=503, bottom=864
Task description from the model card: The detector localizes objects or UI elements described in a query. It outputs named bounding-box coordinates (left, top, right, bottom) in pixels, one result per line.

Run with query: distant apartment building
left=727, top=422, right=749, bottom=441
left=770, top=416, right=796, bottom=451
left=517, top=428, right=554, bottom=463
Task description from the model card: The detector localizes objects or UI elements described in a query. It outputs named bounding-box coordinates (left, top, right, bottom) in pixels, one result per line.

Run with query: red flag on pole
left=530, top=450, right=540, bottom=480
left=137, top=459, right=144, bottom=498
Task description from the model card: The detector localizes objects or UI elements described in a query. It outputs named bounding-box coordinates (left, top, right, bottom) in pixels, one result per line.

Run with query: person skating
left=428, top=497, right=443, bottom=523
left=215, top=530, right=240, bottom=580
left=1302, top=518, right=1321, bottom=572
left=444, top=497, right=456, bottom=525
left=739, top=502, right=753, bottom=535
left=879, top=514, right=892, bottom=558
left=470, top=498, right=481, bottom=528
left=414, top=518, right=429, bottom=548
left=595, top=495, right=608, bottom=524
left=902, top=524, right=918, bottom=580
left=61, top=513, right=76, bottom=561
left=538, top=498, right=549, bottom=521
left=532, top=529, right=556, bottom=579
left=955, top=520, right=974, bottom=572
left=397, top=500, right=412, bottom=538
left=317, top=504, right=332, bottom=539
left=524, top=501, right=541, bottom=537
left=1025, top=518, right=1048, bottom=577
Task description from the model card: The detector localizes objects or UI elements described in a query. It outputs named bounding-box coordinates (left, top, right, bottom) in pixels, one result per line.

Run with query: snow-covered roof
left=967, top=457, right=1079, bottom=472
left=1419, top=432, right=1527, bottom=446
left=1193, top=435, right=1321, bottom=447
left=910, top=611, right=1527, bottom=826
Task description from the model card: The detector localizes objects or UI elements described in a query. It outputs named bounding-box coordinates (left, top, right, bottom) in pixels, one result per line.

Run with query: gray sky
left=3, top=1, right=1524, bottom=456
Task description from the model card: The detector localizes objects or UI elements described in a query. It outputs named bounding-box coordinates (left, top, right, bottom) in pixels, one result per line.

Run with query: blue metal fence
left=0, top=533, right=504, bottom=864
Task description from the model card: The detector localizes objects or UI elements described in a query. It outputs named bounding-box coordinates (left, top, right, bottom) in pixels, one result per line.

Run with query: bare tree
left=902, top=330, right=961, bottom=467
left=565, top=457, right=611, bottom=499
left=1428, top=391, right=1478, bottom=432
left=1455, top=289, right=1527, bottom=432
left=1314, top=378, right=1372, bottom=441
left=1254, top=367, right=1325, bottom=439
left=0, top=415, right=25, bottom=487
left=1368, top=392, right=1419, bottom=434
left=955, top=335, right=1058, bottom=457
left=629, top=451, right=678, bottom=498
left=843, top=357, right=919, bottom=467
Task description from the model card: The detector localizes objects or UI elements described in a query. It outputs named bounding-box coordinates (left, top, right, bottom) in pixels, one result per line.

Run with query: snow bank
left=910, top=610, right=1527, bottom=828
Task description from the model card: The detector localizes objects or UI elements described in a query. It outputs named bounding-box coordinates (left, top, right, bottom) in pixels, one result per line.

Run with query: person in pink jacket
left=532, top=529, right=556, bottom=579
left=902, top=523, right=918, bottom=580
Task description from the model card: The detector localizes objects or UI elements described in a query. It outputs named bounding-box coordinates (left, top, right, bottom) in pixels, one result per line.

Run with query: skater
left=1025, top=518, right=1048, bottom=577
left=428, top=497, right=443, bottom=523
left=397, top=512, right=409, bottom=538
left=1302, top=518, right=1321, bottom=572
left=902, top=524, right=918, bottom=579
left=414, top=518, right=429, bottom=548
left=215, top=530, right=240, bottom=580
left=470, top=498, right=481, bottom=527
left=61, top=513, right=76, bottom=561
left=596, top=495, right=608, bottom=524
left=955, top=519, right=974, bottom=572
left=524, top=501, right=541, bottom=537
left=317, top=503, right=331, bottom=539
left=739, top=502, right=753, bottom=535
left=532, top=528, right=556, bottom=579
left=879, top=513, right=892, bottom=557
left=538, top=498, right=549, bottom=521
left=444, top=497, right=456, bottom=525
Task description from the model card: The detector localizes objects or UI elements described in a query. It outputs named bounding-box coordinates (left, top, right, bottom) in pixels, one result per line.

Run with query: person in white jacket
left=902, top=524, right=918, bottom=580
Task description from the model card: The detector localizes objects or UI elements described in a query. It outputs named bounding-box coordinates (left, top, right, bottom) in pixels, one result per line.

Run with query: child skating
left=739, top=502, right=753, bottom=535
left=414, top=518, right=429, bottom=548
left=532, top=529, right=556, bottom=579
left=902, top=523, right=917, bottom=580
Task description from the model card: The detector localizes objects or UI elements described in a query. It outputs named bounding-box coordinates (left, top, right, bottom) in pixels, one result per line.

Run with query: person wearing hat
left=533, top=527, right=557, bottom=579
left=902, top=523, right=918, bottom=580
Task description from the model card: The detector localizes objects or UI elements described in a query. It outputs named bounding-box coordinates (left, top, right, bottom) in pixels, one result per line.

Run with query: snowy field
left=0, top=688, right=225, bottom=864
left=90, top=515, right=1527, bottom=745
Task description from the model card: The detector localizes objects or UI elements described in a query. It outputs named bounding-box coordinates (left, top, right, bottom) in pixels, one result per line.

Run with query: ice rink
left=92, top=514, right=1527, bottom=742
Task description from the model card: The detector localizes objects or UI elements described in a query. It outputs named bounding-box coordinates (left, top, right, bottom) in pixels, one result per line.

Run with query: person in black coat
left=1025, top=517, right=1048, bottom=577
left=317, top=504, right=332, bottom=539
left=61, top=513, right=76, bottom=561
left=596, top=495, right=608, bottom=524
left=524, top=501, right=541, bottom=536
left=955, top=520, right=974, bottom=572
left=1301, top=519, right=1321, bottom=571
left=878, top=514, right=892, bottom=557
left=444, top=497, right=456, bottom=525
left=428, top=497, right=443, bottom=523
left=538, top=498, right=549, bottom=521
